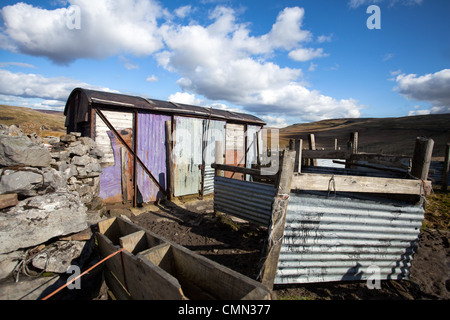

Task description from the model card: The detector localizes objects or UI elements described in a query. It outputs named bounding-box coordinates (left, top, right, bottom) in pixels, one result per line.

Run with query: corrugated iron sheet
left=275, top=192, right=424, bottom=284
left=136, top=112, right=170, bottom=202
left=225, top=123, right=245, bottom=179
left=214, top=176, right=276, bottom=226
left=96, top=111, right=133, bottom=203
left=173, top=117, right=203, bottom=197
left=202, top=120, right=226, bottom=195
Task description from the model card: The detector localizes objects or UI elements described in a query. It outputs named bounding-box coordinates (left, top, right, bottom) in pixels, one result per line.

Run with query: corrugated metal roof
left=65, top=88, right=265, bottom=126
left=275, top=192, right=424, bottom=284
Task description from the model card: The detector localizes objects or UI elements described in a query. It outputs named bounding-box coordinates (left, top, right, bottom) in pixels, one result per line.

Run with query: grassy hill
left=0, top=105, right=66, bottom=136
left=279, top=114, right=450, bottom=159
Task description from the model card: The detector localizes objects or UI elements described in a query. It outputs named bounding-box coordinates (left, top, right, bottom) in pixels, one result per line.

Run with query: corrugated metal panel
left=245, top=125, right=261, bottom=181
left=137, top=112, right=170, bottom=202
left=173, top=117, right=203, bottom=197
left=429, top=160, right=449, bottom=186
left=214, top=176, right=276, bottom=226
left=95, top=110, right=134, bottom=164
left=225, top=123, right=245, bottom=179
left=96, top=111, right=134, bottom=203
left=275, top=193, right=424, bottom=284
left=203, top=120, right=226, bottom=195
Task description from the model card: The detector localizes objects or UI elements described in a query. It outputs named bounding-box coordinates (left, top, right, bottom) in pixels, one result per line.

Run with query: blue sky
left=0, top=0, right=449, bottom=127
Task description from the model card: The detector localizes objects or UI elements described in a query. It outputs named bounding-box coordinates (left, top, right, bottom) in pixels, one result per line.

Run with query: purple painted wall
left=136, top=112, right=170, bottom=202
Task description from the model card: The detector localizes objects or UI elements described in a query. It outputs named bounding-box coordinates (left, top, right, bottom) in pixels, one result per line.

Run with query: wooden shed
left=64, top=88, right=265, bottom=205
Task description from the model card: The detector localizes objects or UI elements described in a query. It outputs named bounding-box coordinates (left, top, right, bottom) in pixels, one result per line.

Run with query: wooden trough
left=96, top=217, right=272, bottom=300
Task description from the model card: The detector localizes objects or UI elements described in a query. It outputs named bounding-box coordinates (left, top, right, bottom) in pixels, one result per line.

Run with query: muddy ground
left=128, top=197, right=450, bottom=300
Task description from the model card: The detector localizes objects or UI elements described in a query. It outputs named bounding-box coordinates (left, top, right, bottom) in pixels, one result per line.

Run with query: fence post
left=308, top=134, right=317, bottom=166
left=411, top=137, right=434, bottom=181
left=295, top=139, right=302, bottom=173
left=259, top=150, right=295, bottom=289
left=442, top=143, right=450, bottom=191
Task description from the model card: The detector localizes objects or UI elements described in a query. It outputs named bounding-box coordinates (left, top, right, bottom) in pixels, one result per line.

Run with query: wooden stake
left=294, top=139, right=302, bottom=173
left=260, top=150, right=295, bottom=289
left=442, top=143, right=450, bottom=191
left=411, top=137, right=434, bottom=181
left=308, top=134, right=317, bottom=166
left=165, top=121, right=174, bottom=200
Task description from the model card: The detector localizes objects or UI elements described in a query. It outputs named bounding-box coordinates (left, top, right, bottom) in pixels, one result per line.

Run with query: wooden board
left=291, top=173, right=430, bottom=195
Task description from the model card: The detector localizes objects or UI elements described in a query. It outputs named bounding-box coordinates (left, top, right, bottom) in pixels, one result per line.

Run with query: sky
left=0, top=0, right=449, bottom=128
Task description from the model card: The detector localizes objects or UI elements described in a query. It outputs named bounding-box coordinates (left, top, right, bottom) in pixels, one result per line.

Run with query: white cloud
left=168, top=92, right=203, bottom=106
left=174, top=5, right=192, bottom=19
left=0, top=69, right=115, bottom=107
left=145, top=75, right=158, bottom=82
left=288, top=48, right=328, bottom=62
left=0, top=62, right=36, bottom=69
left=158, top=6, right=360, bottom=122
left=261, top=116, right=288, bottom=128
left=395, top=69, right=450, bottom=114
left=0, top=0, right=164, bottom=64
left=317, top=34, right=333, bottom=43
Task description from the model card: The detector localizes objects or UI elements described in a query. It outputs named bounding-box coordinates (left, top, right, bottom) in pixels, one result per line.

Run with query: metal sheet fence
left=275, top=192, right=424, bottom=284
left=214, top=176, right=276, bottom=226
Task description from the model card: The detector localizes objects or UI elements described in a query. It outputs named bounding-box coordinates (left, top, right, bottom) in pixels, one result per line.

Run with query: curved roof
left=64, top=88, right=265, bottom=125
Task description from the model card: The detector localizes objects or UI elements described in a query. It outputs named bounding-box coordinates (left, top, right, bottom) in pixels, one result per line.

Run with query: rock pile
left=0, top=125, right=106, bottom=299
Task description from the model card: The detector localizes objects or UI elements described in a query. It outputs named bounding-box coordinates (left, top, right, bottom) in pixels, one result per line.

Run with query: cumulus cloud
left=0, top=0, right=164, bottom=64
left=0, top=2, right=362, bottom=122
left=0, top=68, right=115, bottom=104
left=288, top=48, right=328, bottom=62
left=395, top=69, right=450, bottom=114
left=158, top=6, right=361, bottom=122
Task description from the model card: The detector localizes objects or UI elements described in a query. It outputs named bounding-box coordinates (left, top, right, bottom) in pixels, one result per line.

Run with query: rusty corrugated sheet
left=173, top=117, right=203, bottom=197
left=136, top=112, right=170, bottom=202
left=214, top=176, right=276, bottom=226
left=275, top=192, right=424, bottom=284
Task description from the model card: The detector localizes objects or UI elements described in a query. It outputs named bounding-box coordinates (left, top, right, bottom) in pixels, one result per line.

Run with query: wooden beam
left=291, top=173, right=430, bottom=195
left=0, top=194, right=18, bottom=210
left=411, top=137, right=434, bottom=180
left=301, top=150, right=349, bottom=160
left=260, top=150, right=295, bottom=289
left=211, top=163, right=277, bottom=178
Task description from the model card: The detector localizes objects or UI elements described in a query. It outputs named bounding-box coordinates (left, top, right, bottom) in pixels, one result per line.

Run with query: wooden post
left=411, top=137, right=434, bottom=181
left=294, top=139, right=302, bottom=173
left=308, top=134, right=317, bottom=166
left=215, top=140, right=224, bottom=177
left=165, top=121, right=174, bottom=200
left=441, top=143, right=450, bottom=191
left=120, top=147, right=128, bottom=204
left=259, top=150, right=296, bottom=289
left=334, top=138, right=338, bottom=151
left=346, top=132, right=358, bottom=168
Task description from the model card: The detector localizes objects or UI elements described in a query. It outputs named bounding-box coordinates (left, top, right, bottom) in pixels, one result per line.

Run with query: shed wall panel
left=173, top=117, right=203, bottom=197
left=275, top=193, right=424, bottom=284
left=225, top=123, right=245, bottom=179
left=203, top=120, right=226, bottom=195
left=96, top=111, right=133, bottom=203
left=136, top=112, right=170, bottom=202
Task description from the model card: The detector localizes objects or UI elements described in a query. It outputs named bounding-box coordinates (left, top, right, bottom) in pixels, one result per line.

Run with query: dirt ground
left=128, top=196, right=450, bottom=300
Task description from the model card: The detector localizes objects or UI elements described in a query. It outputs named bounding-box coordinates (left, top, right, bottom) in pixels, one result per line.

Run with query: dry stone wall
left=0, top=124, right=106, bottom=288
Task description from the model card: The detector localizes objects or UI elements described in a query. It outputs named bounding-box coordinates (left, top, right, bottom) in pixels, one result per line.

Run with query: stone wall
left=0, top=125, right=106, bottom=291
